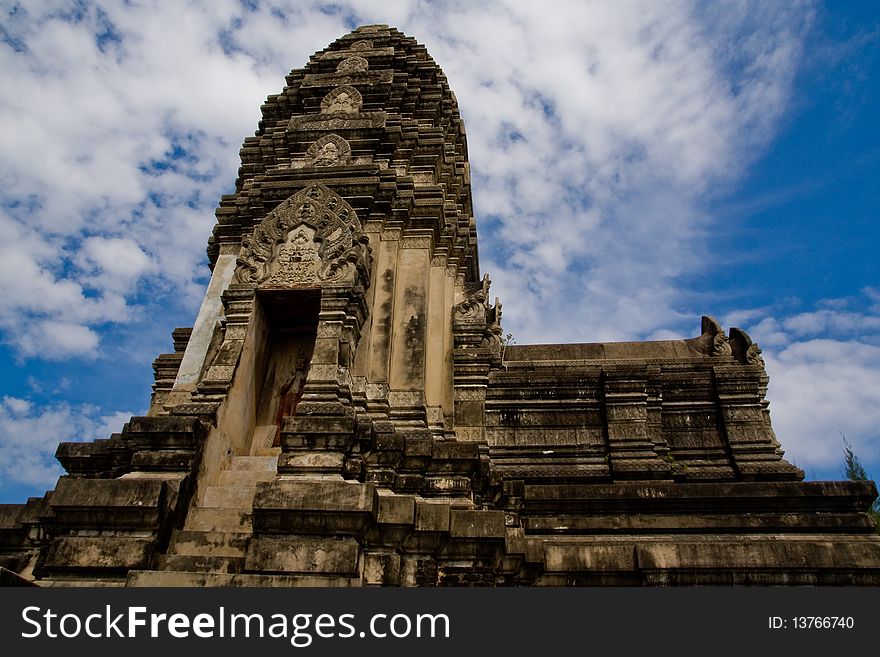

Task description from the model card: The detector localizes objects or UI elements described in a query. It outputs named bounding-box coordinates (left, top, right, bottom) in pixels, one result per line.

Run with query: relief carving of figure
left=234, top=183, right=372, bottom=289
left=266, top=227, right=320, bottom=286
left=313, top=141, right=340, bottom=166
left=325, top=91, right=357, bottom=114
left=321, top=86, right=362, bottom=114
left=337, top=56, right=369, bottom=74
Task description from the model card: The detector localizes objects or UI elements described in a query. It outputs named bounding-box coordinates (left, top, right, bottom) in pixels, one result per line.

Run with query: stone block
left=449, top=509, right=505, bottom=539
left=123, top=416, right=205, bottom=450
left=43, top=536, right=153, bottom=572
left=246, top=537, right=360, bottom=574
left=50, top=478, right=168, bottom=530
left=277, top=451, right=345, bottom=474
left=218, top=470, right=277, bottom=487
left=253, top=480, right=375, bottom=535
left=454, top=400, right=484, bottom=425
left=158, top=554, right=243, bottom=574
left=542, top=543, right=637, bottom=573
left=635, top=540, right=880, bottom=571
left=415, top=500, right=450, bottom=532
left=55, top=439, right=120, bottom=477
left=403, top=434, right=433, bottom=458
left=231, top=456, right=279, bottom=471
left=374, top=491, right=414, bottom=525
left=169, top=531, right=250, bottom=557
left=393, top=472, right=424, bottom=493
left=130, top=450, right=194, bottom=471
left=126, top=571, right=359, bottom=588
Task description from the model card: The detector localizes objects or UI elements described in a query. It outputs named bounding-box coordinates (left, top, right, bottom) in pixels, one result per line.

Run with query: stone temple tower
left=2, top=25, right=879, bottom=586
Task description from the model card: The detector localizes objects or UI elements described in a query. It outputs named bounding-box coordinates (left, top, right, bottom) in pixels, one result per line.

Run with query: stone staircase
left=126, top=453, right=279, bottom=585
left=125, top=449, right=365, bottom=586
left=161, top=454, right=277, bottom=573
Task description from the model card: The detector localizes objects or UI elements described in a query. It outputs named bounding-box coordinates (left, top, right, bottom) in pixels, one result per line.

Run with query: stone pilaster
left=602, top=366, right=671, bottom=480
left=713, top=364, right=803, bottom=481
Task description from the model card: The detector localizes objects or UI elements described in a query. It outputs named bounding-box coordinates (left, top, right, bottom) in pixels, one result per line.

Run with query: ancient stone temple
left=2, top=25, right=879, bottom=586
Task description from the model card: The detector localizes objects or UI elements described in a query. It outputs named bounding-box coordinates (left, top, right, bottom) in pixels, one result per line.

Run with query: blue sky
left=0, top=0, right=878, bottom=502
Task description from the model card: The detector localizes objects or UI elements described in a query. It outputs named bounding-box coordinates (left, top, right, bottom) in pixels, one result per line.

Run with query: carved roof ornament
left=306, top=134, right=351, bottom=167
left=686, top=316, right=732, bottom=357
left=350, top=40, right=372, bottom=50
left=453, top=273, right=504, bottom=352
left=234, top=183, right=371, bottom=289
left=454, top=273, right=492, bottom=321
left=729, top=327, right=766, bottom=368
left=337, top=56, right=369, bottom=74
left=481, top=297, right=504, bottom=349
left=321, top=86, right=362, bottom=114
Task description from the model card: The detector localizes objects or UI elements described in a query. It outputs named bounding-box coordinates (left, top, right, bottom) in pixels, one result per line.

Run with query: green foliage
left=842, top=435, right=869, bottom=481
left=841, top=434, right=880, bottom=533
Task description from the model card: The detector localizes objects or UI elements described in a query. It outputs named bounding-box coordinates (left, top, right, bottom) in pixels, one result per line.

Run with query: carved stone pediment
left=307, top=134, right=351, bottom=167
left=234, top=183, right=372, bottom=290
left=288, top=85, right=386, bottom=132
left=320, top=86, right=362, bottom=114
left=337, top=56, right=369, bottom=74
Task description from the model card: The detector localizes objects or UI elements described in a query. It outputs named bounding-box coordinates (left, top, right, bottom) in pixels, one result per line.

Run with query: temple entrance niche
left=250, top=289, right=319, bottom=452
left=226, top=183, right=373, bottom=455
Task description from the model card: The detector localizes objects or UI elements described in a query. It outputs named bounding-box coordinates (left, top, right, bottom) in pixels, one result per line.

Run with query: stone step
left=156, top=554, right=244, bottom=574
left=252, top=447, right=282, bottom=458
left=185, top=507, right=252, bottom=533
left=230, top=455, right=279, bottom=472
left=168, top=530, right=250, bottom=557
left=218, top=469, right=277, bottom=487
left=126, top=570, right=360, bottom=588
left=202, top=485, right=256, bottom=509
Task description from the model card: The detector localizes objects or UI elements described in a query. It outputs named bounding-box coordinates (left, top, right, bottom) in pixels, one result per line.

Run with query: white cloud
left=743, top=290, right=880, bottom=478
left=12, top=320, right=101, bottom=360
left=764, top=339, right=880, bottom=473
left=0, top=396, right=133, bottom=489
left=76, top=236, right=157, bottom=293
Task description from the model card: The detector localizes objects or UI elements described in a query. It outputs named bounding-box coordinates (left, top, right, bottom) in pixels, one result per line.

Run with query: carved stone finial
left=729, top=327, right=766, bottom=368
left=686, top=315, right=733, bottom=357
left=702, top=316, right=731, bottom=357
left=746, top=343, right=765, bottom=367
left=481, top=296, right=504, bottom=349
left=454, top=274, right=491, bottom=321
